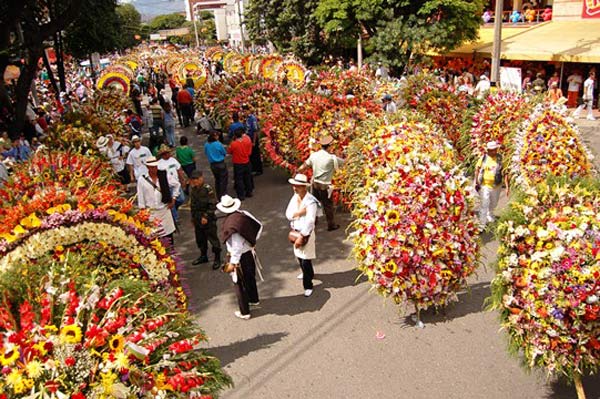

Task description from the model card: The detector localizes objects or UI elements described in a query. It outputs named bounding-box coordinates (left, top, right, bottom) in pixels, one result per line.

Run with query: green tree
left=116, top=3, right=142, bottom=49
left=63, top=0, right=121, bottom=59
left=148, top=13, right=187, bottom=31
left=367, top=0, right=484, bottom=73
left=245, top=0, right=327, bottom=65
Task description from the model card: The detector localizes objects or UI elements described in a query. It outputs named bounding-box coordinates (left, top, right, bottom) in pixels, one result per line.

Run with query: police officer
left=189, top=170, right=222, bottom=269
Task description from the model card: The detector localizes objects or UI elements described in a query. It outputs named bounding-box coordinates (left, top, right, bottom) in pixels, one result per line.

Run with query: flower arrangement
left=466, top=91, right=531, bottom=170
left=490, top=178, right=600, bottom=398
left=260, top=55, right=284, bottom=80
left=276, top=61, right=307, bottom=90
left=0, top=257, right=232, bottom=398
left=349, top=119, right=480, bottom=317
left=510, top=104, right=595, bottom=189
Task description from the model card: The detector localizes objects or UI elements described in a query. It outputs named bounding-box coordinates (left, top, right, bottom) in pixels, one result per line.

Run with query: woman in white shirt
left=286, top=174, right=321, bottom=297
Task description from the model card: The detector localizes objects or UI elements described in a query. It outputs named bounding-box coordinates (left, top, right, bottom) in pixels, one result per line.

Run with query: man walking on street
left=218, top=195, right=263, bottom=320
left=126, top=135, right=152, bottom=183
left=228, top=127, right=254, bottom=200
left=474, top=141, right=509, bottom=227
left=205, top=130, right=229, bottom=199
left=573, top=72, right=596, bottom=121
left=243, top=104, right=263, bottom=175
left=567, top=70, right=583, bottom=108
left=190, top=170, right=222, bottom=269
left=177, top=84, right=194, bottom=127
left=298, top=135, right=343, bottom=231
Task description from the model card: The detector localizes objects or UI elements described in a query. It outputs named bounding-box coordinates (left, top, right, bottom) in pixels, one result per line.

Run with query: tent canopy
left=443, top=21, right=600, bottom=63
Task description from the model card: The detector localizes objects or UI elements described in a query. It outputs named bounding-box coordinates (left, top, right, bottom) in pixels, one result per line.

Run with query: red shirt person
left=227, top=127, right=254, bottom=200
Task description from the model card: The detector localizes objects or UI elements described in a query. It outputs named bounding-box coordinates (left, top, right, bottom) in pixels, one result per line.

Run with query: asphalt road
left=169, top=115, right=600, bottom=399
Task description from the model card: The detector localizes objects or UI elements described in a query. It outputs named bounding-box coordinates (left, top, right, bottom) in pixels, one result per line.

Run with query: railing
left=481, top=8, right=552, bottom=25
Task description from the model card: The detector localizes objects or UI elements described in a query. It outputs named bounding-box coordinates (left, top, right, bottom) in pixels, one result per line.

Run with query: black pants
left=298, top=258, right=314, bottom=290
left=194, top=222, right=221, bottom=257
left=181, top=103, right=193, bottom=127
left=117, top=168, right=130, bottom=185
left=233, top=162, right=253, bottom=200
left=250, top=141, right=263, bottom=174
left=233, top=251, right=259, bottom=315
left=182, top=163, right=196, bottom=178
left=210, top=161, right=228, bottom=200
left=312, top=186, right=335, bottom=228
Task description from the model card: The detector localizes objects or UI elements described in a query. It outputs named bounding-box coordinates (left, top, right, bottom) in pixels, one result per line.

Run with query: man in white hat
left=474, top=141, right=508, bottom=226
left=136, top=156, right=179, bottom=245
left=474, top=74, right=491, bottom=100
left=126, top=135, right=152, bottom=183
left=102, top=134, right=130, bottom=185
left=157, top=144, right=187, bottom=222
left=298, top=135, right=343, bottom=231
left=218, top=195, right=263, bottom=320
left=285, top=173, right=321, bottom=297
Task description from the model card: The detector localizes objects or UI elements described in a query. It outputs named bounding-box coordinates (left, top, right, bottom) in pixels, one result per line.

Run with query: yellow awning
left=475, top=21, right=600, bottom=62
left=442, top=26, right=526, bottom=56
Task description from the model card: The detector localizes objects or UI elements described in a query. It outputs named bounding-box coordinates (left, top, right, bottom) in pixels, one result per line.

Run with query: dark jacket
left=190, top=184, right=217, bottom=226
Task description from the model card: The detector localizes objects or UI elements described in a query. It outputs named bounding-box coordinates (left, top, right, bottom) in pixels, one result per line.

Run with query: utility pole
left=236, top=0, right=246, bottom=52
left=192, top=4, right=200, bottom=48
left=491, top=0, right=504, bottom=86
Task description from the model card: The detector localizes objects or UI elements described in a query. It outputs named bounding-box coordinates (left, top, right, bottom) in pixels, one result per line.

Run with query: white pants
left=573, top=99, right=593, bottom=118
left=479, top=185, right=501, bottom=225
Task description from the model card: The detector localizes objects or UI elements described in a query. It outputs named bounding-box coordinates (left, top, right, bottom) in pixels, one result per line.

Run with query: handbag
left=288, top=230, right=309, bottom=246
left=221, top=262, right=238, bottom=273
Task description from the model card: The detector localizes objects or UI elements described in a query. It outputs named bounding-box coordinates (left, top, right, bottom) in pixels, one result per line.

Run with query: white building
left=187, top=0, right=247, bottom=49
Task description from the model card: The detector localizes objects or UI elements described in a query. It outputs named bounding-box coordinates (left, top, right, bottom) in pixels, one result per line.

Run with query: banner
left=583, top=0, right=600, bottom=18
left=500, top=67, right=522, bottom=93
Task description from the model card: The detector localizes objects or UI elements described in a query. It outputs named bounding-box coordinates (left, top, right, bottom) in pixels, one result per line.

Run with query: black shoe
left=212, top=259, right=222, bottom=270
left=246, top=193, right=253, bottom=198
left=192, top=255, right=209, bottom=265
left=327, top=224, right=340, bottom=231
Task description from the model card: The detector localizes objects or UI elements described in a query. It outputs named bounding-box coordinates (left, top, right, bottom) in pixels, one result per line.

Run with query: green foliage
left=148, top=13, right=187, bottom=31
left=115, top=3, right=142, bottom=49
left=63, top=0, right=121, bottom=59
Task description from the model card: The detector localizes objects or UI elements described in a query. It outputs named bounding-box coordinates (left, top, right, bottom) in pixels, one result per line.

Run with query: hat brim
left=486, top=145, right=500, bottom=150
left=217, top=199, right=242, bottom=214
left=288, top=178, right=311, bottom=186
left=145, top=161, right=160, bottom=167
left=319, top=137, right=334, bottom=146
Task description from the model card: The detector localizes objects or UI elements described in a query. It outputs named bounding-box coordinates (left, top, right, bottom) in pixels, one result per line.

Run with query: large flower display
left=0, top=257, right=232, bottom=398
left=466, top=91, right=531, bottom=170
left=349, top=119, right=480, bottom=317
left=509, top=104, right=594, bottom=189
left=490, top=178, right=600, bottom=398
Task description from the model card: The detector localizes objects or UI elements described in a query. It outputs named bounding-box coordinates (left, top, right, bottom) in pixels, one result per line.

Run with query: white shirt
left=226, top=210, right=263, bottom=264
left=475, top=79, right=491, bottom=99
left=583, top=77, right=594, bottom=100
left=384, top=101, right=397, bottom=113
left=305, top=149, right=344, bottom=185
left=126, top=146, right=152, bottom=179
left=567, top=74, right=582, bottom=92
left=157, top=157, right=182, bottom=182
left=103, top=141, right=129, bottom=173
left=136, top=172, right=180, bottom=210
left=285, top=192, right=318, bottom=237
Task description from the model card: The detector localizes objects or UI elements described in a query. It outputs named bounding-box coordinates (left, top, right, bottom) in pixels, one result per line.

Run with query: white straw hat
left=288, top=173, right=311, bottom=186
left=217, top=195, right=242, bottom=214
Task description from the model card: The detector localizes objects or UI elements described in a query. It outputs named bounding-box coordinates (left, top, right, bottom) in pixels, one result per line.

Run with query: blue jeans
left=164, top=121, right=176, bottom=147
left=171, top=191, right=186, bottom=222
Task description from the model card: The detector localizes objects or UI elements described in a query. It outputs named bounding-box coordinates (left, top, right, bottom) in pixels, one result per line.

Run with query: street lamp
left=236, top=0, right=246, bottom=53
left=491, top=0, right=504, bottom=87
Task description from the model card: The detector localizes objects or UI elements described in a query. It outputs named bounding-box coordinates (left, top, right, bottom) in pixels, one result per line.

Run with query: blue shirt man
left=204, top=139, right=227, bottom=164
left=228, top=111, right=246, bottom=141
left=245, top=113, right=258, bottom=141
left=3, top=141, right=31, bottom=162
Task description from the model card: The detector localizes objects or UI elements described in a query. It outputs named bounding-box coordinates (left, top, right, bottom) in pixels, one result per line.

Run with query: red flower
left=65, top=356, right=76, bottom=367
left=71, top=393, right=85, bottom=399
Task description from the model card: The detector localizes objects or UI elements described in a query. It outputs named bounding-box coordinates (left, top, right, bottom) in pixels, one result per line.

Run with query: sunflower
left=60, top=325, right=82, bottom=344
left=385, top=209, right=400, bottom=224
left=108, top=335, right=125, bottom=353
left=0, top=346, right=20, bottom=366
left=384, top=261, right=398, bottom=274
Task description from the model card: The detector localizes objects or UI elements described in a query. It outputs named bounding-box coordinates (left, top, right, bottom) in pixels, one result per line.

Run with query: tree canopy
left=148, top=13, right=187, bottom=31
left=246, top=0, right=484, bottom=68
left=116, top=3, right=143, bottom=48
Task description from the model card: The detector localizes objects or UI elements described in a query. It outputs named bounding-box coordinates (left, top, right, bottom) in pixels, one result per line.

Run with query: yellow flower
left=109, top=335, right=125, bottom=353
left=25, top=360, right=44, bottom=379
left=386, top=209, right=400, bottom=224
left=5, top=369, right=22, bottom=386
left=113, top=352, right=130, bottom=370
left=0, top=233, right=16, bottom=243
left=384, top=261, right=398, bottom=274
left=60, top=325, right=82, bottom=344
left=0, top=346, right=19, bottom=366
left=20, top=213, right=41, bottom=229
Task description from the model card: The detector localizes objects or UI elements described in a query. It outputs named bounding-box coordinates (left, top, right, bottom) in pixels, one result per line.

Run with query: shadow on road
left=402, top=281, right=491, bottom=326
left=546, top=375, right=600, bottom=399
left=208, top=332, right=289, bottom=367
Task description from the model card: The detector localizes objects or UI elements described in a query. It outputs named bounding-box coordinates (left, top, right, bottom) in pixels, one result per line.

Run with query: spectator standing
left=573, top=71, right=596, bottom=120
left=298, top=136, right=343, bottom=231
left=218, top=195, right=263, bottom=320
left=228, top=112, right=245, bottom=142
left=204, top=130, right=228, bottom=199
left=157, top=145, right=187, bottom=223
left=474, top=74, right=491, bottom=99
left=547, top=71, right=560, bottom=89
left=129, top=83, right=143, bottom=116
left=189, top=170, right=222, bottom=269
left=228, top=127, right=254, bottom=200
left=171, top=87, right=184, bottom=126
left=286, top=174, right=320, bottom=297
left=567, top=71, right=583, bottom=108
left=126, top=135, right=152, bottom=182
left=546, top=82, right=564, bottom=104
left=149, top=98, right=164, bottom=138
left=243, top=105, right=263, bottom=175
left=176, top=136, right=197, bottom=178
left=163, top=102, right=177, bottom=147
left=176, top=85, right=194, bottom=127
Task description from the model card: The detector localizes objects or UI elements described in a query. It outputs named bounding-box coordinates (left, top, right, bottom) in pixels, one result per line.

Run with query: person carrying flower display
left=190, top=170, right=222, bottom=269
left=298, top=135, right=343, bottom=231
left=474, top=141, right=508, bottom=226
left=286, top=174, right=321, bottom=297
left=218, top=195, right=263, bottom=320
left=136, top=156, right=178, bottom=247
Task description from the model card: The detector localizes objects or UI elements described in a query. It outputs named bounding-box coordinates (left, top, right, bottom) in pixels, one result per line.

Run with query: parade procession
left=1, top=0, right=600, bottom=398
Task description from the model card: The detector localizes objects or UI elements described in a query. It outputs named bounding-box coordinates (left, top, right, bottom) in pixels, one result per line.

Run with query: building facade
left=186, top=0, right=247, bottom=48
